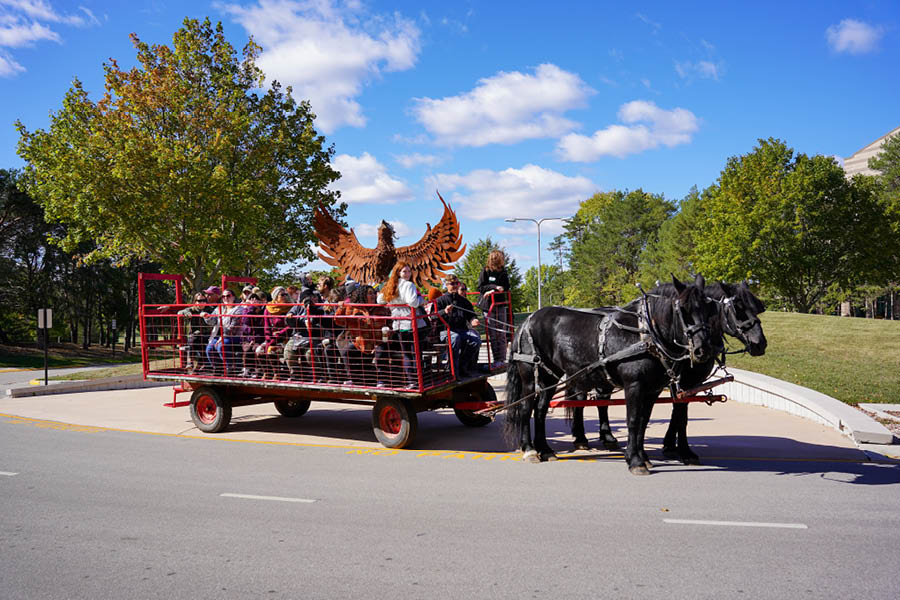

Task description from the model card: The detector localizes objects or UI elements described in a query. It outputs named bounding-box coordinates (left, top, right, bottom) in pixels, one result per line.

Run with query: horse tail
left=501, top=319, right=529, bottom=447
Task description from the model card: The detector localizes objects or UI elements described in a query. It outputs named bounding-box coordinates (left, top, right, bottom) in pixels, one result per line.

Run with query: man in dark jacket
left=433, top=274, right=482, bottom=377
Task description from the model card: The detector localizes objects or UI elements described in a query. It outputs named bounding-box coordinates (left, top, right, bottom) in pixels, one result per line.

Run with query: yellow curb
left=0, top=368, right=38, bottom=373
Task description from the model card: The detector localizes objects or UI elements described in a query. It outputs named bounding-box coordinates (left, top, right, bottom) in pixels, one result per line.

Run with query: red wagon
left=138, top=273, right=513, bottom=448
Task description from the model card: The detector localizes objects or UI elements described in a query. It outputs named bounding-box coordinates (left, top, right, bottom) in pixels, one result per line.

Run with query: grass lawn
left=0, top=342, right=142, bottom=370
left=727, top=312, right=900, bottom=405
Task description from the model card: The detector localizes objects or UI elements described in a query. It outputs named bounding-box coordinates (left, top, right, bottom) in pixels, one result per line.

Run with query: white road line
left=220, top=493, right=316, bottom=503
left=663, top=518, right=807, bottom=529
left=0, top=471, right=19, bottom=476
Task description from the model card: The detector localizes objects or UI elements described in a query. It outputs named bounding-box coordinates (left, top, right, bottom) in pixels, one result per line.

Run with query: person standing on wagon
left=377, top=262, right=427, bottom=388
left=477, top=250, right=511, bottom=368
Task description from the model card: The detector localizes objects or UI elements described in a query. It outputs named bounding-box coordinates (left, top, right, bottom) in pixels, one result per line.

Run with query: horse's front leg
left=596, top=402, right=619, bottom=450
left=518, top=372, right=539, bottom=463
left=623, top=383, right=650, bottom=475
left=636, top=395, right=656, bottom=470
left=663, top=403, right=699, bottom=465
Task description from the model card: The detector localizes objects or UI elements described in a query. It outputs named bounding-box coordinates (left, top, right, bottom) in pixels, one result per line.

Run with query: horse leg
left=636, top=398, right=655, bottom=470
left=533, top=377, right=558, bottom=462
left=596, top=402, right=620, bottom=450
left=662, top=404, right=680, bottom=459
left=623, top=383, right=650, bottom=475
left=518, top=370, right=540, bottom=463
left=664, top=403, right=700, bottom=465
left=571, top=402, right=590, bottom=450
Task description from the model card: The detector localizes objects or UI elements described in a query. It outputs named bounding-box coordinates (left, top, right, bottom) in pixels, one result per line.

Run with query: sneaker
left=343, top=379, right=354, bottom=386
left=404, top=382, right=417, bottom=389
left=240, top=368, right=250, bottom=378
left=376, top=381, right=386, bottom=388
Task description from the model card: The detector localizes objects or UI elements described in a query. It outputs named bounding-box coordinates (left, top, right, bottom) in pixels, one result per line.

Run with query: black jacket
left=434, top=292, right=476, bottom=334
left=477, top=268, right=510, bottom=294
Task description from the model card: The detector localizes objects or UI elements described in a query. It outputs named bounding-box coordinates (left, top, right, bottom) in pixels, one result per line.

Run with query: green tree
left=639, top=185, right=710, bottom=286
left=564, top=189, right=675, bottom=306
left=519, top=264, right=570, bottom=311
left=694, top=138, right=894, bottom=312
left=869, top=132, right=900, bottom=227
left=16, top=18, right=342, bottom=292
left=453, top=237, right=523, bottom=310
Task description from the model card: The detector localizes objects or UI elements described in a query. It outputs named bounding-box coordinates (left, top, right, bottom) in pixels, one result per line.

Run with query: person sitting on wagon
left=377, top=262, right=427, bottom=388
left=434, top=274, right=482, bottom=378
left=335, top=284, right=391, bottom=386
left=258, top=286, right=292, bottom=380
left=204, top=288, right=241, bottom=375
left=238, top=292, right=266, bottom=378
left=178, top=292, right=209, bottom=374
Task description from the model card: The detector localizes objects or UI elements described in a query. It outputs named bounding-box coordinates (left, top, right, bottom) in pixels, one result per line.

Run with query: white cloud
left=429, top=164, right=598, bottom=221
left=557, top=100, right=699, bottom=162
left=412, top=63, right=595, bottom=147
left=0, top=49, right=23, bottom=75
left=222, top=0, right=421, bottom=132
left=826, top=19, right=884, bottom=54
left=329, top=152, right=414, bottom=204
left=0, top=0, right=99, bottom=76
left=675, top=59, right=722, bottom=81
left=394, top=152, right=442, bottom=168
left=355, top=220, right=412, bottom=240
left=0, top=20, right=58, bottom=46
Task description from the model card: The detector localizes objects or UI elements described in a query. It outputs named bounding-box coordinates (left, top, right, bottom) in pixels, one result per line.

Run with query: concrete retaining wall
left=720, top=368, right=893, bottom=445
left=5, top=374, right=169, bottom=399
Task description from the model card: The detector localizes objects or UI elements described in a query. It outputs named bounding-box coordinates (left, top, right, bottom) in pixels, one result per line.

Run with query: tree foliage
left=694, top=138, right=895, bottom=312
left=564, top=189, right=675, bottom=306
left=16, top=17, right=342, bottom=292
left=639, top=185, right=710, bottom=286
left=519, top=264, right=570, bottom=311
left=453, top=237, right=523, bottom=310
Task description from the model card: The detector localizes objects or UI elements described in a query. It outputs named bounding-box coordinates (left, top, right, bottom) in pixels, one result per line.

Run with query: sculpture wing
left=395, top=192, right=466, bottom=288
left=313, top=205, right=380, bottom=284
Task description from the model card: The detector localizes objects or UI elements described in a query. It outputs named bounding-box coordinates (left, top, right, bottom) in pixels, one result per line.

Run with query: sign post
left=37, top=309, right=52, bottom=386
left=111, top=319, right=117, bottom=358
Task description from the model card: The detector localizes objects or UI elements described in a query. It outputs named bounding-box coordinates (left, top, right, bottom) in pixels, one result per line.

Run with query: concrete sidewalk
left=0, top=383, right=884, bottom=462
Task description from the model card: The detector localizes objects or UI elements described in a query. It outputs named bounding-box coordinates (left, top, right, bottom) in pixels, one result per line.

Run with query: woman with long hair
left=378, top=262, right=427, bottom=388
left=477, top=249, right=511, bottom=367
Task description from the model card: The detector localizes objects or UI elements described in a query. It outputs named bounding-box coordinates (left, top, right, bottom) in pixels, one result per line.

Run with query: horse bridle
left=639, top=293, right=710, bottom=365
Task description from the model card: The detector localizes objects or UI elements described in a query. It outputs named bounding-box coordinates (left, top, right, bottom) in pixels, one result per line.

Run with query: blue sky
left=2, top=1, right=898, bottom=273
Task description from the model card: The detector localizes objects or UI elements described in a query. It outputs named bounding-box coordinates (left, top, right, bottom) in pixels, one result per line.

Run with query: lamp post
left=505, top=216, right=567, bottom=309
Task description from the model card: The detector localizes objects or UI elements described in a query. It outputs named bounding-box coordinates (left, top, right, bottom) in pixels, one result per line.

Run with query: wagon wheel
left=453, top=383, right=495, bottom=427
left=372, top=398, right=418, bottom=449
left=190, top=386, right=232, bottom=433
left=274, top=398, right=312, bottom=418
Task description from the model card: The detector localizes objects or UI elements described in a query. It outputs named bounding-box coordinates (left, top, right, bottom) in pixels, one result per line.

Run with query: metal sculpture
left=314, top=192, right=466, bottom=287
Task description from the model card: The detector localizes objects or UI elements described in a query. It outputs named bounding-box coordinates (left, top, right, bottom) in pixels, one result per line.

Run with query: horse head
left=668, top=274, right=717, bottom=364
left=724, top=281, right=767, bottom=356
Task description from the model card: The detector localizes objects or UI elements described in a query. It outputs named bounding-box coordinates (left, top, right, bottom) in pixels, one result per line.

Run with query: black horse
left=502, top=276, right=718, bottom=475
left=569, top=281, right=767, bottom=464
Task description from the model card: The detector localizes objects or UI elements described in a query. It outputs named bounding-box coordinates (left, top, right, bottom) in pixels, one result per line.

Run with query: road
left=1, top=414, right=898, bottom=599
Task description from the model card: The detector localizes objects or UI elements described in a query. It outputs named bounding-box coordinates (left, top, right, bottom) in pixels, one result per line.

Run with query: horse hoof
left=644, top=459, right=653, bottom=470
left=541, top=451, right=559, bottom=462
left=662, top=447, right=679, bottom=460
left=682, top=455, right=701, bottom=466
left=629, top=465, right=650, bottom=476
left=603, top=441, right=620, bottom=451
left=523, top=450, right=540, bottom=464
left=574, top=441, right=590, bottom=451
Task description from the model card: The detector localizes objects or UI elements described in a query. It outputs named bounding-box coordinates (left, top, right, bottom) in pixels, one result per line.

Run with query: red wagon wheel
left=190, top=386, right=232, bottom=433
left=372, top=398, right=417, bottom=449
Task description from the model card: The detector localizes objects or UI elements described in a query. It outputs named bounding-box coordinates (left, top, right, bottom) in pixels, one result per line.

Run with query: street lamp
left=505, top=216, right=568, bottom=309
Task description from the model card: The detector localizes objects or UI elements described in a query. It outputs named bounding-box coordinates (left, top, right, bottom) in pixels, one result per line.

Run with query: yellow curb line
left=1, top=368, right=40, bottom=373
left=0, top=412, right=890, bottom=463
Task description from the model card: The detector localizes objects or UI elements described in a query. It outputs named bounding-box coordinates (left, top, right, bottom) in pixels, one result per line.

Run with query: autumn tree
left=694, top=138, right=894, bottom=312
left=16, top=18, right=342, bottom=291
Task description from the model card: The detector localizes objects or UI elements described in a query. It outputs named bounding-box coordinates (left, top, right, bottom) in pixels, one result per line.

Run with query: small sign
left=111, top=319, right=117, bottom=330
left=37, top=308, right=53, bottom=329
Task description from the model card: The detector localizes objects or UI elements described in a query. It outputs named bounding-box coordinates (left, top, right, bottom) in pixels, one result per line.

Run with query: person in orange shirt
left=335, top=284, right=392, bottom=386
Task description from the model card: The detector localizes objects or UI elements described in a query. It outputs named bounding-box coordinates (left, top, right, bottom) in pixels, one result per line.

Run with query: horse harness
left=501, top=292, right=708, bottom=415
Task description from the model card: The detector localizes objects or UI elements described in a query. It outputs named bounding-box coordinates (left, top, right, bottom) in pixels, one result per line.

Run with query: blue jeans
left=440, top=329, right=481, bottom=375
left=205, top=336, right=238, bottom=374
